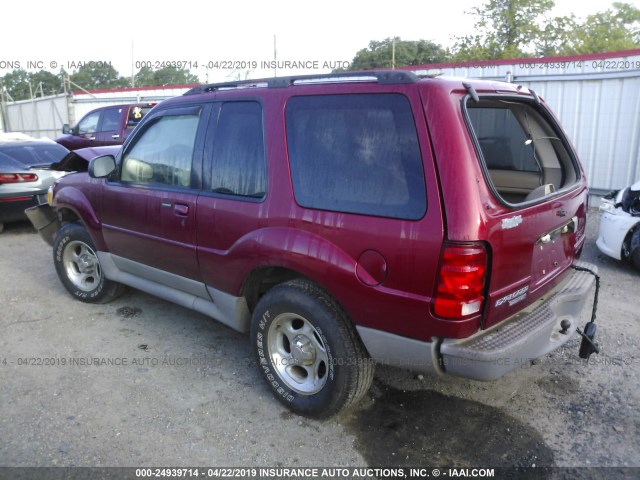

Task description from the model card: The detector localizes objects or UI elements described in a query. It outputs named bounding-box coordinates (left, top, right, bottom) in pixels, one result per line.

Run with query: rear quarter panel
left=420, top=79, right=589, bottom=329
left=195, top=85, right=448, bottom=341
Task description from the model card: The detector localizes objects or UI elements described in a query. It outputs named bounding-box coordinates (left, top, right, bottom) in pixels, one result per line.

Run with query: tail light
left=0, top=173, right=39, bottom=184
left=433, top=242, right=488, bottom=319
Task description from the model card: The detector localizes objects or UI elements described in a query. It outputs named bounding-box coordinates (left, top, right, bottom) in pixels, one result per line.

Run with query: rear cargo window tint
left=286, top=94, right=426, bottom=219
left=466, top=99, right=578, bottom=204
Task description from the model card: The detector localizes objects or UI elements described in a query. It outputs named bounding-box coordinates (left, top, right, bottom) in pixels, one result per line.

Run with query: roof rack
left=184, top=70, right=419, bottom=95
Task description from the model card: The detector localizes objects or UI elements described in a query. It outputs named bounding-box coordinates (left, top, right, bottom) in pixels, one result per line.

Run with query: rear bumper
left=0, top=194, right=43, bottom=223
left=439, top=260, right=597, bottom=380
left=25, top=203, right=59, bottom=246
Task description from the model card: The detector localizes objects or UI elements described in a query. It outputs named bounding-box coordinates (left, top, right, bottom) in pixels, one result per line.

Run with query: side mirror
left=88, top=155, right=117, bottom=178
left=62, top=124, right=71, bottom=134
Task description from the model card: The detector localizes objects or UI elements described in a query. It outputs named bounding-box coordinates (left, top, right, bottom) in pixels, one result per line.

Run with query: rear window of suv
left=466, top=98, right=579, bottom=204
left=286, top=94, right=426, bottom=220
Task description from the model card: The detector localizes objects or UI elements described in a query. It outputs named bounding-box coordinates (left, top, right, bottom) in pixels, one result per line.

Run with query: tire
left=250, top=279, right=374, bottom=418
left=53, top=223, right=123, bottom=303
left=630, top=229, right=640, bottom=272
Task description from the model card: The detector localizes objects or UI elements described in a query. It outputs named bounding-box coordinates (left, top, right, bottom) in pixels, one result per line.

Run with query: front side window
left=210, top=102, right=266, bottom=198
left=121, top=113, right=200, bottom=187
left=77, top=111, right=100, bottom=134
left=286, top=94, right=426, bottom=219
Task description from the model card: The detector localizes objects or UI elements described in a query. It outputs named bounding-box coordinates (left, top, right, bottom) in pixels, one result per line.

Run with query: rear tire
left=250, top=279, right=374, bottom=418
left=631, top=229, right=640, bottom=272
left=53, top=223, right=123, bottom=303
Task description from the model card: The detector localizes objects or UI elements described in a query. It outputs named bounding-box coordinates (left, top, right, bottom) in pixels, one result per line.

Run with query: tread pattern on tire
left=273, top=279, right=374, bottom=416
left=53, top=222, right=124, bottom=304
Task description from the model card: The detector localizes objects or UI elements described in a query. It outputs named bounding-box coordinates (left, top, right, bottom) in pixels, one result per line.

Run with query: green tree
left=453, top=0, right=640, bottom=60
left=1, top=69, right=31, bottom=100
left=134, top=65, right=199, bottom=87
left=346, top=37, right=448, bottom=70
left=0, top=70, right=63, bottom=100
left=133, top=66, right=155, bottom=86
left=563, top=2, right=640, bottom=54
left=453, top=0, right=554, bottom=60
left=69, top=62, right=129, bottom=90
left=30, top=70, right=63, bottom=97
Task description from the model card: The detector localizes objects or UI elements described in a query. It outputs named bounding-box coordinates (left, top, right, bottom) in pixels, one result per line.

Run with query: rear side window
left=121, top=113, right=199, bottom=187
left=126, top=105, right=154, bottom=130
left=286, top=94, right=426, bottom=220
left=210, top=102, right=266, bottom=198
left=101, top=108, right=121, bottom=131
left=466, top=99, right=579, bottom=204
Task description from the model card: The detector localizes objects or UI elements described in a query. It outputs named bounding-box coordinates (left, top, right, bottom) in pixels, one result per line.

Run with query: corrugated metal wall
left=410, top=51, right=640, bottom=193
left=2, top=95, right=68, bottom=139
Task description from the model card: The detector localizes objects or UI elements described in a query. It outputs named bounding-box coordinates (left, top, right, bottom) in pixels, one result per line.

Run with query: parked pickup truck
left=55, top=103, right=155, bottom=151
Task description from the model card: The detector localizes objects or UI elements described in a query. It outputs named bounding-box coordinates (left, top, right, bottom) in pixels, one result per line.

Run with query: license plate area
left=531, top=218, right=576, bottom=289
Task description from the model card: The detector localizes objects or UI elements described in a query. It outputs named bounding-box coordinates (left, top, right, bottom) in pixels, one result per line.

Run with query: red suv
left=28, top=71, right=598, bottom=417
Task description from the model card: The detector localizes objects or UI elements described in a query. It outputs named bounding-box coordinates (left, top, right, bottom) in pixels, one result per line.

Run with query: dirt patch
left=347, top=381, right=553, bottom=468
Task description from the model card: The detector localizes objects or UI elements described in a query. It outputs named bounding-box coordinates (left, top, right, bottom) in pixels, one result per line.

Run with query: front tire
left=53, top=223, right=123, bottom=303
left=250, top=279, right=374, bottom=418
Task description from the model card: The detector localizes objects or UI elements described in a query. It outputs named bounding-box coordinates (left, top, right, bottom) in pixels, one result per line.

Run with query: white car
left=596, top=181, right=640, bottom=271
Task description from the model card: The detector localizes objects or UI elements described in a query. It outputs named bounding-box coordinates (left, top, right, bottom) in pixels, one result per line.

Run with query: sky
left=1, top=0, right=639, bottom=86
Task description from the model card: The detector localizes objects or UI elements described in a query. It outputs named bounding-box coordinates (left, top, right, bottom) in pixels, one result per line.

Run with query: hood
left=52, top=145, right=121, bottom=172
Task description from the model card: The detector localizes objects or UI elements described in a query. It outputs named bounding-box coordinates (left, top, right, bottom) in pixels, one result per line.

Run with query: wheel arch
left=622, top=221, right=640, bottom=259
left=53, top=186, right=107, bottom=250
left=241, top=266, right=316, bottom=313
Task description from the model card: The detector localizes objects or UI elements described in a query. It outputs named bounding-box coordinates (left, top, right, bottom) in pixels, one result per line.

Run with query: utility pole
left=0, top=82, right=11, bottom=132
left=273, top=34, right=277, bottom=77
left=131, top=40, right=135, bottom=87
left=392, top=38, right=396, bottom=70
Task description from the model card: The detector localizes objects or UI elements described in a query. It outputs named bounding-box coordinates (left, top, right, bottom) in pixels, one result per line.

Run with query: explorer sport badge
left=495, top=286, right=529, bottom=307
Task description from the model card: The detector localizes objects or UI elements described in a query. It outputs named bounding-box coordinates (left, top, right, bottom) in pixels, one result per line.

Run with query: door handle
left=112, top=134, right=120, bottom=139
left=174, top=204, right=189, bottom=217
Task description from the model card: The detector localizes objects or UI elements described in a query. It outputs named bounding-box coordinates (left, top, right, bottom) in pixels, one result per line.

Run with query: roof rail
left=184, top=70, right=419, bottom=95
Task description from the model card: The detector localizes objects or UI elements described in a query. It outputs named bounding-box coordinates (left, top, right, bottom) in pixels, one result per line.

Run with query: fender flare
left=53, top=186, right=107, bottom=251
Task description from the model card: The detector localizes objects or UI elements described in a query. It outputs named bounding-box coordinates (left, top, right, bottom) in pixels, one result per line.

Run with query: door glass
left=77, top=112, right=100, bottom=134
left=101, top=108, right=122, bottom=132
left=121, top=113, right=200, bottom=187
left=210, top=102, right=266, bottom=198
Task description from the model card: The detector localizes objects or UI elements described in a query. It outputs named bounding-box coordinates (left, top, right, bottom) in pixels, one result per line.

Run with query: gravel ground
left=0, top=208, right=638, bottom=478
